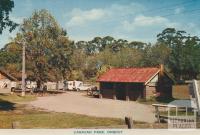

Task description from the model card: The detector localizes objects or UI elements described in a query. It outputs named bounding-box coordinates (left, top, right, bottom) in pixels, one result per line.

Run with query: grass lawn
left=0, top=105, right=125, bottom=128
left=0, top=93, right=37, bottom=103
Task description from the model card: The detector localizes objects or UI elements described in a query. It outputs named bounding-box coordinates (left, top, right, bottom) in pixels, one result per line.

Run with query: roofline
left=0, top=69, right=18, bottom=81
left=163, top=70, right=176, bottom=84
left=144, top=69, right=160, bottom=85
left=107, top=67, right=159, bottom=70
left=97, top=81, right=145, bottom=83
left=97, top=67, right=160, bottom=82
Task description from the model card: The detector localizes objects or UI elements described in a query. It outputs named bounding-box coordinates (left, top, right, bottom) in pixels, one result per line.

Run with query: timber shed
left=97, top=66, right=174, bottom=101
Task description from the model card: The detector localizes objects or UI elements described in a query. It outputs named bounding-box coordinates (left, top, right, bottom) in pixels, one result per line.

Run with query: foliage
left=0, top=93, right=36, bottom=103
left=19, top=9, right=73, bottom=85
left=157, top=28, right=200, bottom=80
left=0, top=0, right=18, bottom=34
left=140, top=43, right=170, bottom=67
left=1, top=9, right=73, bottom=87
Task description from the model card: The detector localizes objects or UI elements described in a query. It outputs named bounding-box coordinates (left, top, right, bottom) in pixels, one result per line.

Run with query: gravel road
left=29, top=92, right=156, bottom=123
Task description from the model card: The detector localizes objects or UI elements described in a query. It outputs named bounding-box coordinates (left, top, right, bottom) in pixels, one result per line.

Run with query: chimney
left=160, top=64, right=164, bottom=76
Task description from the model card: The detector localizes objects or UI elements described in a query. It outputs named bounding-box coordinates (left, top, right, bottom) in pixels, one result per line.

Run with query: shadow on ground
left=155, top=97, right=176, bottom=104
left=0, top=99, right=15, bottom=111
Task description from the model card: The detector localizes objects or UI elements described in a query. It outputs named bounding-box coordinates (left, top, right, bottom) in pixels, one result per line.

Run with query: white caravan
left=67, top=81, right=83, bottom=90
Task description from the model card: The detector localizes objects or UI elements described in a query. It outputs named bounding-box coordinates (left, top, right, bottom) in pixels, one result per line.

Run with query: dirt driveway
left=29, top=92, right=156, bottom=123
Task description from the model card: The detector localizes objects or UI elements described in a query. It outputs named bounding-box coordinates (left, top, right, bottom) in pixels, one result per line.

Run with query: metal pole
left=21, top=41, right=26, bottom=97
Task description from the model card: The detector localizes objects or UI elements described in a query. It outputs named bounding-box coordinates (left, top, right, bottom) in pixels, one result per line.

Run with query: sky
left=0, top=0, right=200, bottom=48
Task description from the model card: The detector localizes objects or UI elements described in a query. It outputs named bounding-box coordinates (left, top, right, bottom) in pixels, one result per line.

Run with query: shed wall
left=145, top=85, right=156, bottom=99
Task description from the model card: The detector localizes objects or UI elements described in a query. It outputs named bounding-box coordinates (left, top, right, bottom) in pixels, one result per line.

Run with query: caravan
left=67, top=81, right=83, bottom=90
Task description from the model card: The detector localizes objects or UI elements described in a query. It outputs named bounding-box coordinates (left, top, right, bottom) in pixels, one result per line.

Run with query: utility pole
left=21, top=41, right=26, bottom=97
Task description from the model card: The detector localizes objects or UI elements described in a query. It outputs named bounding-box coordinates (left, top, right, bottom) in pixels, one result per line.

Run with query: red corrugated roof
left=97, top=67, right=160, bottom=83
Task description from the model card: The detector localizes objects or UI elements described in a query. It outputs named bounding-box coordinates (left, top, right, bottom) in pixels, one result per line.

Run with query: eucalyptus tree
left=157, top=28, right=200, bottom=80
left=15, top=9, right=73, bottom=87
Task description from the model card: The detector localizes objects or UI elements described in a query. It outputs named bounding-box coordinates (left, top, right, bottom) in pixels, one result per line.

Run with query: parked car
left=11, top=83, right=32, bottom=92
left=76, top=83, right=95, bottom=91
left=93, top=90, right=100, bottom=98
left=11, top=81, right=37, bottom=92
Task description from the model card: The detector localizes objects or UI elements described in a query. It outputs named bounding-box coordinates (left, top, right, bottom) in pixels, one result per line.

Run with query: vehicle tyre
left=77, top=88, right=80, bottom=91
left=11, top=87, right=15, bottom=92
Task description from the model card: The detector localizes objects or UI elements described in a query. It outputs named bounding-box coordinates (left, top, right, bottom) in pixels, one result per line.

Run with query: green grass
left=0, top=93, right=37, bottom=103
left=0, top=104, right=124, bottom=128
left=137, top=97, right=175, bottom=105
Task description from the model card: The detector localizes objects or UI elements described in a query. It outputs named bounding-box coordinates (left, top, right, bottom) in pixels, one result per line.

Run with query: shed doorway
left=115, top=83, right=126, bottom=100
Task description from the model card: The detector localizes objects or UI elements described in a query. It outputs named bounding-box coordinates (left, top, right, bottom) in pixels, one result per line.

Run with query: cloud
left=64, top=2, right=199, bottom=43
left=10, top=15, right=24, bottom=24
left=121, top=15, right=179, bottom=31
left=66, top=3, right=144, bottom=27
left=66, top=8, right=106, bottom=27
left=174, top=7, right=184, bottom=14
left=108, top=3, right=144, bottom=17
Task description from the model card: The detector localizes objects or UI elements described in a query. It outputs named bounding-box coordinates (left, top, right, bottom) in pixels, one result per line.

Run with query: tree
left=183, top=36, right=200, bottom=79
left=14, top=9, right=73, bottom=87
left=97, top=47, right=142, bottom=68
left=128, top=41, right=146, bottom=50
left=0, top=42, right=22, bottom=79
left=0, top=0, right=18, bottom=34
left=140, top=43, right=170, bottom=67
left=157, top=28, right=200, bottom=80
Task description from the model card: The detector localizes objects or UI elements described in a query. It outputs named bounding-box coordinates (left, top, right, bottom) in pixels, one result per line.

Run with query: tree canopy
left=1, top=9, right=73, bottom=87
left=0, top=0, right=18, bottom=34
left=157, top=28, right=200, bottom=80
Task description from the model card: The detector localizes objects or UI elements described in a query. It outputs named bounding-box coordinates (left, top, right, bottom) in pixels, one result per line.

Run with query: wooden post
left=126, top=84, right=130, bottom=101
left=113, top=83, right=117, bottom=100
left=99, top=94, right=102, bottom=99
left=12, top=121, right=20, bottom=129
left=155, top=106, right=160, bottom=123
left=186, top=107, right=188, bottom=116
left=125, top=117, right=134, bottom=129
left=113, top=94, right=117, bottom=100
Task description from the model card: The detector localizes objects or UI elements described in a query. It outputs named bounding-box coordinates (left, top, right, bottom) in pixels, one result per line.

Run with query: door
left=115, top=83, right=126, bottom=100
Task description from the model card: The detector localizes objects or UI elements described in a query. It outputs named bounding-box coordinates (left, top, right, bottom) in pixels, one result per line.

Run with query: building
left=97, top=66, right=174, bottom=101
left=0, top=69, right=18, bottom=88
